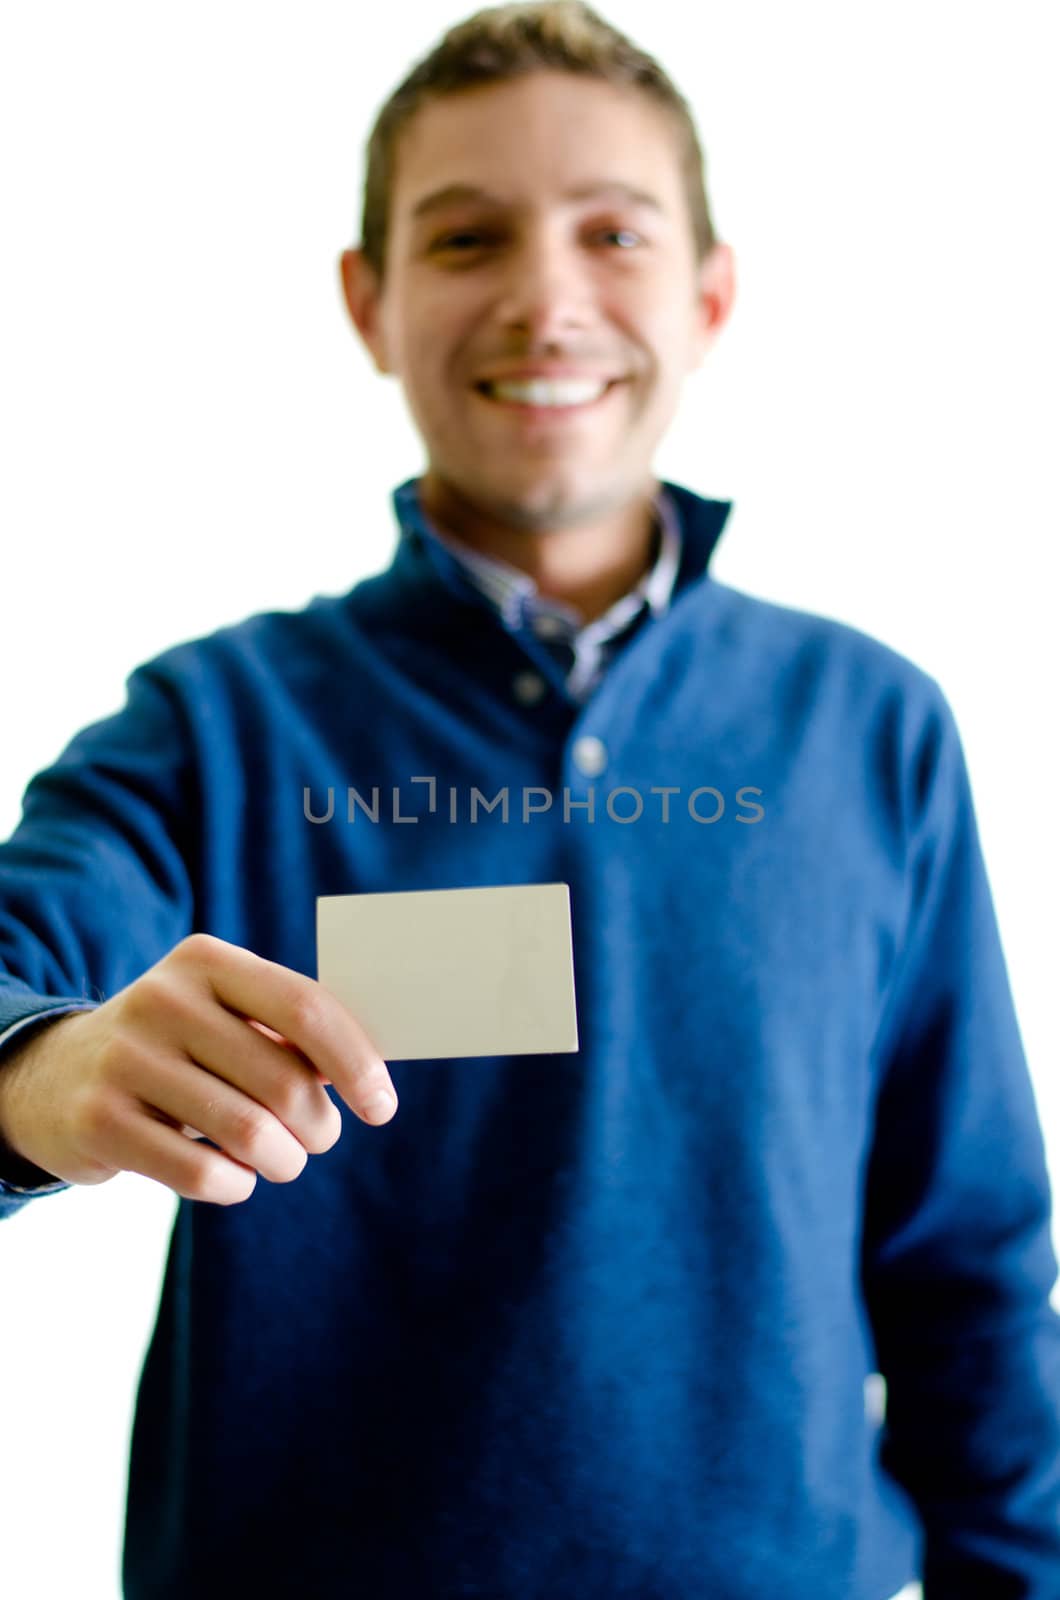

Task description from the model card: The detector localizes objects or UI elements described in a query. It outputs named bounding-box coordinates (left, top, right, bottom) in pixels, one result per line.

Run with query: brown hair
left=358, top=0, right=719, bottom=283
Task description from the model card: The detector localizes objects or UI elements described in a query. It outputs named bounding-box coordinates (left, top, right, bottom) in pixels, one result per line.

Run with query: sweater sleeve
left=0, top=666, right=196, bottom=1219
left=860, top=686, right=1060, bottom=1596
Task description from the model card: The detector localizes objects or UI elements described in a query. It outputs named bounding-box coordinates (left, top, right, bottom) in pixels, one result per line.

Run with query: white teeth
left=483, top=378, right=610, bottom=407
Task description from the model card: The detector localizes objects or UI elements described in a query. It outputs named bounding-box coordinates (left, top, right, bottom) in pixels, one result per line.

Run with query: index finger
left=247, top=1018, right=331, bottom=1085
left=178, top=934, right=396, bottom=1120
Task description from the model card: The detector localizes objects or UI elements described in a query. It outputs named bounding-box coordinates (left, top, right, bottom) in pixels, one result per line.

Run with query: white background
left=1, top=3, right=1058, bottom=1594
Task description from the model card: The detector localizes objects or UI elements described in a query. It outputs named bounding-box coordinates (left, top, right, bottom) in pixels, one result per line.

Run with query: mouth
left=472, top=377, right=626, bottom=420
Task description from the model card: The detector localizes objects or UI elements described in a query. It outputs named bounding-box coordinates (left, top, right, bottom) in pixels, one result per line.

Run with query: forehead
left=391, top=71, right=684, bottom=217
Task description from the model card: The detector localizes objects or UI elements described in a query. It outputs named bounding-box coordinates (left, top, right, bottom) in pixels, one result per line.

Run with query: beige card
left=316, top=882, right=579, bottom=1061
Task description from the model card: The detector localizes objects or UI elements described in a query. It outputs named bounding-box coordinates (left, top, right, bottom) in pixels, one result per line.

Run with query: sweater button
left=572, top=735, right=608, bottom=776
left=512, top=670, right=546, bottom=706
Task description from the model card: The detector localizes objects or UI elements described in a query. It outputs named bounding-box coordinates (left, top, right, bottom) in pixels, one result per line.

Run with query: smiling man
left=340, top=65, right=734, bottom=625
left=1, top=5, right=1059, bottom=1599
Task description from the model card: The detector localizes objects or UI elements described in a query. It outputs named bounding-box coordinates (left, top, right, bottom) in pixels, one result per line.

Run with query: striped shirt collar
left=397, top=479, right=683, bottom=638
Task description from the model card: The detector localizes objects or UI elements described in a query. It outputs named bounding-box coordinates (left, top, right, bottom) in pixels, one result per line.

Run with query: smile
left=472, top=377, right=626, bottom=420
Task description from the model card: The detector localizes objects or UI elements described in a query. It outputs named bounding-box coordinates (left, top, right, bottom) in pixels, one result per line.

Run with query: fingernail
left=363, top=1089, right=398, bottom=1124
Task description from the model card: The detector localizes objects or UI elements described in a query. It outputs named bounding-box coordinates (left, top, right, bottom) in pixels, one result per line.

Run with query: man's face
left=341, top=70, right=734, bottom=532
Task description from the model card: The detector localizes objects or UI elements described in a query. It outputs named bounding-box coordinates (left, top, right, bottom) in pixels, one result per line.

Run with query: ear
left=689, top=242, right=736, bottom=371
left=338, top=247, right=391, bottom=375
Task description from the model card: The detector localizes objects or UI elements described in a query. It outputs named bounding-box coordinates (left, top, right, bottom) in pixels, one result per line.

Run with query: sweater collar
left=389, top=475, right=733, bottom=611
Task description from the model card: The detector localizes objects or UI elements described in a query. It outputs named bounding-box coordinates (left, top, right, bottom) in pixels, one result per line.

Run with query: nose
left=492, top=226, right=595, bottom=344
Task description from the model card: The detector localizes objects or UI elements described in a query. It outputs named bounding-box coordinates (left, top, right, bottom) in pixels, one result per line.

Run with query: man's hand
left=0, top=933, right=399, bottom=1205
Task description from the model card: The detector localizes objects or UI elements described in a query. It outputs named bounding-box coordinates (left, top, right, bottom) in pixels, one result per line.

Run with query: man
left=1, top=3, right=1057, bottom=1596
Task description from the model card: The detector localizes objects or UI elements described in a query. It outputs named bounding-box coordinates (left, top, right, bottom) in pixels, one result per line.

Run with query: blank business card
left=316, top=882, right=579, bottom=1060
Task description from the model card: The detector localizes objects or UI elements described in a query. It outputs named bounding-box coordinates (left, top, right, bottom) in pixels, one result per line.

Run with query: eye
left=432, top=231, right=491, bottom=252
left=597, top=227, right=644, bottom=249
left=429, top=225, right=646, bottom=257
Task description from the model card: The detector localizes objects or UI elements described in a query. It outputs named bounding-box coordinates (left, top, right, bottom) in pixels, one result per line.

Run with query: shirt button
left=512, top=671, right=547, bottom=706
left=532, top=614, right=567, bottom=640
left=572, top=735, right=608, bottom=776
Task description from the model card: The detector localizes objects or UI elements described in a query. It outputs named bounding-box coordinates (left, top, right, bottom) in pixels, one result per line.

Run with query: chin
left=477, top=469, right=593, bottom=524
left=426, top=450, right=642, bottom=533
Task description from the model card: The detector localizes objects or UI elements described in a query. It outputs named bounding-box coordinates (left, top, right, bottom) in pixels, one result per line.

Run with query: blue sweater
left=2, top=477, right=1059, bottom=1599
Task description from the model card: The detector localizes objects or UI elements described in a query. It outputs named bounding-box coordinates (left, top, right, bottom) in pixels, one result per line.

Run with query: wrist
left=0, top=1032, right=57, bottom=1185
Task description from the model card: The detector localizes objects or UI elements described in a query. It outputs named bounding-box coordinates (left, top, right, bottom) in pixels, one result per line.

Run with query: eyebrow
left=409, top=180, right=665, bottom=221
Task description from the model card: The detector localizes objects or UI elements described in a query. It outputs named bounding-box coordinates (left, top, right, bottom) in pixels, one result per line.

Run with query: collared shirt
left=3, top=470, right=1054, bottom=1594
left=408, top=482, right=683, bottom=703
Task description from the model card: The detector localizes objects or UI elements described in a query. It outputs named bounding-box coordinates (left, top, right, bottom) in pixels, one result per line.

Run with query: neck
left=418, top=473, right=660, bottom=625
